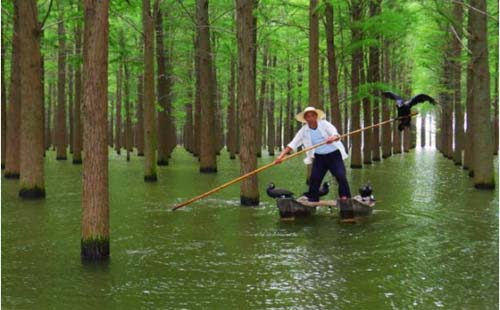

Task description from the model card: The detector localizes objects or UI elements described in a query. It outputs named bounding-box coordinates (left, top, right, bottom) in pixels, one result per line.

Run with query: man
left=275, top=106, right=351, bottom=202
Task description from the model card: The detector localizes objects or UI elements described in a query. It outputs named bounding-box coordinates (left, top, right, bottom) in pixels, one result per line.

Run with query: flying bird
left=382, top=91, right=436, bottom=131
left=266, top=183, right=294, bottom=199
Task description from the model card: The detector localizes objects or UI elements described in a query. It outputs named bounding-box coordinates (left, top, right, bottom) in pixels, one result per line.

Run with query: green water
left=2, top=147, right=498, bottom=309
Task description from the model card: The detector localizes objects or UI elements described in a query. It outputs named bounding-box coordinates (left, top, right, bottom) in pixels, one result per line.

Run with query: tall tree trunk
left=350, top=0, right=362, bottom=168
left=81, top=0, right=109, bottom=260
left=45, top=84, right=52, bottom=150
left=193, top=34, right=201, bottom=157
left=469, top=0, right=494, bottom=189
left=115, top=66, right=122, bottom=155
left=56, top=9, right=67, bottom=160
left=136, top=75, right=144, bottom=156
left=277, top=90, right=283, bottom=151
left=451, top=1, right=464, bottom=165
left=68, top=62, right=74, bottom=154
left=237, top=0, right=259, bottom=206
left=197, top=0, right=216, bottom=172
left=325, top=2, right=341, bottom=130
left=18, top=0, right=45, bottom=198
left=156, top=3, right=169, bottom=165
left=257, top=50, right=268, bottom=157
left=369, top=0, right=381, bottom=161
left=308, top=0, right=320, bottom=108
left=108, top=103, right=113, bottom=147
left=420, top=113, right=426, bottom=148
left=284, top=63, right=293, bottom=144
left=73, top=22, right=83, bottom=164
left=2, top=21, right=7, bottom=169
left=143, top=0, right=158, bottom=181
left=124, top=63, right=131, bottom=162
left=4, top=1, right=21, bottom=178
left=227, top=56, right=236, bottom=159
left=267, top=56, right=276, bottom=156
left=362, top=56, right=372, bottom=164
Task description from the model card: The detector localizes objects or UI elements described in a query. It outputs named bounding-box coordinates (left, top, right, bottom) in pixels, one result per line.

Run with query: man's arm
left=275, top=146, right=292, bottom=164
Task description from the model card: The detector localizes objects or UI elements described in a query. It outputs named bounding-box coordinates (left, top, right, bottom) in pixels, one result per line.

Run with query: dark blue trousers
left=308, top=150, right=351, bottom=201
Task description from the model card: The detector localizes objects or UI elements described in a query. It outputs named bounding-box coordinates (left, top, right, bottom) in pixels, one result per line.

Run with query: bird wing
left=382, top=91, right=403, bottom=101
left=408, top=94, right=436, bottom=107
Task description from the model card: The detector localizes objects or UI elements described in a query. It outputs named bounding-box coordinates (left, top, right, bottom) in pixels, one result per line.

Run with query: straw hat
left=295, top=106, right=326, bottom=123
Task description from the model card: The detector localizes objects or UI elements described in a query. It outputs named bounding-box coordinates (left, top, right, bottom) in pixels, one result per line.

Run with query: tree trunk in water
left=1, top=21, right=7, bottom=169
left=463, top=5, right=475, bottom=173
left=277, top=90, right=283, bottom=151
left=45, top=84, right=52, bottom=150
left=284, top=63, right=293, bottom=144
left=393, top=106, right=401, bottom=154
left=197, top=0, right=216, bottom=172
left=325, top=2, right=341, bottom=132
left=5, top=1, right=21, bottom=178
left=257, top=50, right=268, bottom=157
left=362, top=59, right=372, bottom=164
left=237, top=0, right=259, bottom=206
left=124, top=63, right=131, bottom=162
left=267, top=56, right=276, bottom=156
left=469, top=0, right=494, bottom=189
left=403, top=127, right=410, bottom=152
left=73, top=23, right=83, bottom=164
left=193, top=34, right=201, bottom=157
left=420, top=113, right=426, bottom=148
left=227, top=56, right=236, bottom=159
left=143, top=0, right=157, bottom=181
left=68, top=62, right=74, bottom=154
left=18, top=0, right=45, bottom=198
left=308, top=0, right=320, bottom=108
left=56, top=11, right=67, bottom=160
left=451, top=1, right=463, bottom=164
left=115, top=66, right=122, bottom=155
left=136, top=75, right=144, bottom=156
left=81, top=0, right=109, bottom=260
left=369, top=0, right=381, bottom=161
left=350, top=1, right=362, bottom=168
left=156, top=4, right=169, bottom=166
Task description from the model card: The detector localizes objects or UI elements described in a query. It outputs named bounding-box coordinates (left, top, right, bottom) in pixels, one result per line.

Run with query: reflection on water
left=2, top=148, right=498, bottom=309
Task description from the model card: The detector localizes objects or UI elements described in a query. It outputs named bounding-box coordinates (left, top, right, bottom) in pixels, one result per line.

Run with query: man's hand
left=326, top=135, right=340, bottom=144
left=274, top=155, right=285, bottom=165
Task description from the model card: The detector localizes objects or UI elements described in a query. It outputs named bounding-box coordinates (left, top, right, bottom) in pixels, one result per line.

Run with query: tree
left=469, top=0, right=494, bottom=189
left=18, top=0, right=45, bottom=199
left=226, top=56, right=237, bottom=159
left=156, top=2, right=170, bottom=166
left=73, top=22, right=83, bottom=164
left=55, top=5, right=67, bottom=160
left=1, top=17, right=7, bottom=169
left=115, top=65, right=122, bottom=155
left=324, top=2, right=341, bottom=131
left=350, top=0, right=363, bottom=168
left=308, top=0, right=320, bottom=108
left=4, top=0, right=21, bottom=178
left=136, top=75, right=144, bottom=156
left=267, top=56, right=276, bottom=156
left=451, top=1, right=463, bottom=165
left=237, top=0, right=259, bottom=206
left=81, top=0, right=110, bottom=260
left=197, top=0, right=217, bottom=172
left=143, top=0, right=158, bottom=181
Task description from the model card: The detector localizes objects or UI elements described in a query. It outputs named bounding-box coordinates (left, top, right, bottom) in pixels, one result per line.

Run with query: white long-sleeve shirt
left=287, top=119, right=349, bottom=164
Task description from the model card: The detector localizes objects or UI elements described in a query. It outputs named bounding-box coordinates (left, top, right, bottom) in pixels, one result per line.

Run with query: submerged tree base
left=19, top=186, right=46, bottom=199
left=474, top=182, right=495, bottom=190
left=229, top=155, right=236, bottom=160
left=81, top=237, right=109, bottom=261
left=137, top=153, right=144, bottom=157
left=351, top=164, right=362, bottom=169
left=4, top=172, right=20, bottom=179
left=72, top=159, right=82, bottom=164
left=200, top=167, right=217, bottom=173
left=157, top=159, right=169, bottom=166
left=1, top=164, right=4, bottom=169
left=56, top=156, right=67, bottom=160
left=144, top=174, right=158, bottom=182
left=240, top=196, right=259, bottom=206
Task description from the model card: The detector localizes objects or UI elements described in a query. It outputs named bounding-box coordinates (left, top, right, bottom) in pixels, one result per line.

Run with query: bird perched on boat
left=359, top=183, right=375, bottom=202
left=382, top=91, right=436, bottom=131
left=302, top=182, right=330, bottom=198
left=266, top=183, right=294, bottom=199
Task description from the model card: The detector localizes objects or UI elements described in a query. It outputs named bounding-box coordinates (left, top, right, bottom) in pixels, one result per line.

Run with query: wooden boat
left=276, top=195, right=375, bottom=221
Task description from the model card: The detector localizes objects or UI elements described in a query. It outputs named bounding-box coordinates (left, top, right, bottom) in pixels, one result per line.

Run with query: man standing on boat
left=275, top=106, right=352, bottom=202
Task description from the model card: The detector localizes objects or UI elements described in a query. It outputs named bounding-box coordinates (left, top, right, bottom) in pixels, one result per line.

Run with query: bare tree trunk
left=68, top=62, right=74, bottom=154
left=115, top=66, right=122, bottom=155
left=403, top=127, right=410, bottom=152
left=277, top=90, right=283, bottom=151
left=143, top=0, right=158, bottom=181
left=197, top=0, right=216, bottom=172
left=45, top=84, right=52, bottom=150
left=5, top=1, right=21, bottom=178
left=469, top=0, right=494, bottom=189
left=420, top=113, right=426, bottom=147
left=81, top=0, right=109, bottom=260
left=155, top=3, right=169, bottom=165
left=55, top=10, right=67, bottom=160
left=369, top=0, right=381, bottom=161
left=362, top=57, right=372, bottom=164
left=257, top=50, right=268, bottom=157
left=237, top=0, right=259, bottom=206
left=309, top=0, right=320, bottom=108
left=73, top=22, right=83, bottom=164
left=136, top=75, right=144, bottom=156
left=284, top=63, right=293, bottom=144
left=325, top=2, right=341, bottom=130
left=18, top=0, right=45, bottom=198
left=350, top=0, right=362, bottom=168
left=2, top=22, right=7, bottom=169
left=227, top=56, right=236, bottom=159
left=193, top=34, right=201, bottom=157
left=267, top=56, right=276, bottom=156
left=451, top=2, right=464, bottom=164
left=124, top=63, right=131, bottom=162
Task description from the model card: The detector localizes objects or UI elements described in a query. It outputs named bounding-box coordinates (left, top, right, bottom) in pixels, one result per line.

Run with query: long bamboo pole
left=172, top=112, right=418, bottom=211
